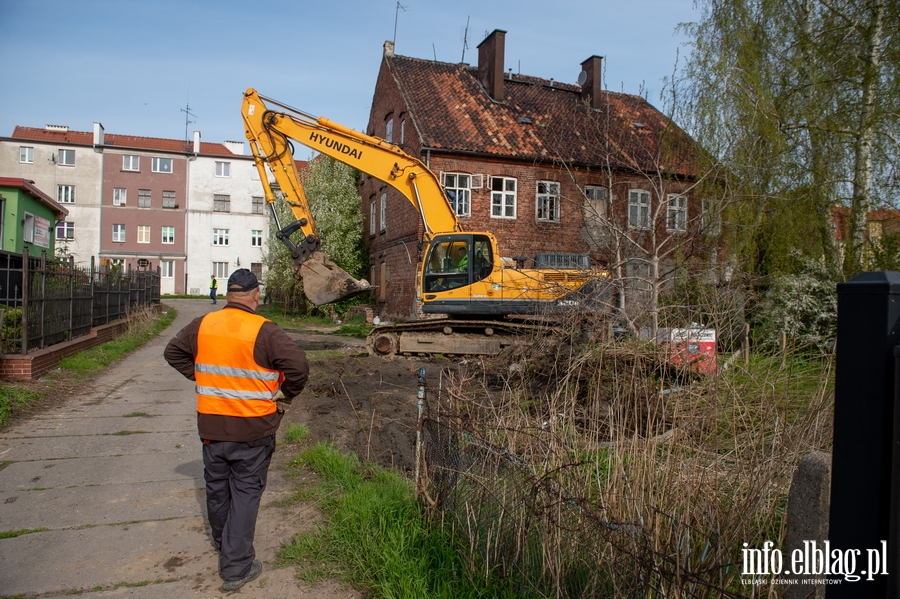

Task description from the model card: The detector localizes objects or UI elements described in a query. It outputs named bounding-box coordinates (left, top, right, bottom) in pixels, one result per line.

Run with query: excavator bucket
left=297, top=251, right=374, bottom=305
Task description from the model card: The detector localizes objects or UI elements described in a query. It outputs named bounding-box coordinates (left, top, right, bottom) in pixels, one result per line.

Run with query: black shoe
left=223, top=560, right=262, bottom=591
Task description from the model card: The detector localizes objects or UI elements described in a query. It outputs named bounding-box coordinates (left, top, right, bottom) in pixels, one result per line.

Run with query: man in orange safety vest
left=164, top=268, right=309, bottom=591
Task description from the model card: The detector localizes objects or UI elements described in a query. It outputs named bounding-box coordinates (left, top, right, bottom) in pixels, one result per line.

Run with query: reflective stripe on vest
left=194, top=309, right=282, bottom=418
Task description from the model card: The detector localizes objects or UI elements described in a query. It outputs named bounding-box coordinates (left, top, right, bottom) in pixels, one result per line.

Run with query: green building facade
left=0, top=178, right=68, bottom=256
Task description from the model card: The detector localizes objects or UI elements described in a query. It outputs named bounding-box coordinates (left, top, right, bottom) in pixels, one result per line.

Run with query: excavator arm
left=241, top=88, right=460, bottom=304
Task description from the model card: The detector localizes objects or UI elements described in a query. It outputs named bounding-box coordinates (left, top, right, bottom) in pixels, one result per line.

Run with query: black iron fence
left=0, top=248, right=160, bottom=354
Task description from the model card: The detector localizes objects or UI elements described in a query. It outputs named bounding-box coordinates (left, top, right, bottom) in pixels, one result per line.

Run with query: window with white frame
left=215, top=161, right=231, bottom=177
left=112, top=224, right=126, bottom=242
left=113, top=188, right=127, bottom=206
left=57, top=149, right=75, bottom=166
left=212, top=228, right=229, bottom=246
left=122, top=155, right=139, bottom=171
left=400, top=120, right=405, bottom=144
left=628, top=189, right=651, bottom=229
left=213, top=262, right=229, bottom=278
left=151, top=157, right=172, bottom=173
left=251, top=230, right=262, bottom=247
left=380, top=193, right=387, bottom=232
left=137, top=225, right=150, bottom=244
left=585, top=185, right=609, bottom=219
left=57, top=185, right=75, bottom=204
left=55, top=221, right=74, bottom=240
left=213, top=194, right=231, bottom=212
left=23, top=213, right=34, bottom=243
left=442, top=173, right=471, bottom=217
left=370, top=200, right=377, bottom=236
left=536, top=181, right=560, bottom=222
left=252, top=196, right=264, bottom=214
left=162, top=226, right=175, bottom=244
left=626, top=259, right=652, bottom=292
left=19, top=147, right=33, bottom=164
left=385, top=118, right=394, bottom=143
left=138, top=189, right=151, bottom=208
left=666, top=194, right=687, bottom=232
left=161, top=260, right=174, bottom=278
left=491, top=176, right=517, bottom=219
left=162, top=190, right=177, bottom=209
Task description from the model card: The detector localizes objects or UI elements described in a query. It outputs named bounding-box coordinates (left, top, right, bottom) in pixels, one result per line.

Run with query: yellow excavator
left=241, top=88, right=608, bottom=357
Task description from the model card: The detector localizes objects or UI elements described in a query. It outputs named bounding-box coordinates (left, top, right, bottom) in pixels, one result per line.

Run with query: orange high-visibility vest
left=194, top=309, right=283, bottom=418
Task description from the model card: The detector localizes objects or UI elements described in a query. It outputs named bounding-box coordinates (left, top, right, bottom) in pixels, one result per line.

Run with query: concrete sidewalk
left=0, top=299, right=357, bottom=598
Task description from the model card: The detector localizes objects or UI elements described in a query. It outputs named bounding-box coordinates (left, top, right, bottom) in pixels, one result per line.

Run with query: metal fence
left=0, top=248, right=160, bottom=354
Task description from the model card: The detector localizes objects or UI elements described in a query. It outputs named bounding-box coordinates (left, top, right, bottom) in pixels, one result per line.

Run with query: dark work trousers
left=202, top=439, right=274, bottom=580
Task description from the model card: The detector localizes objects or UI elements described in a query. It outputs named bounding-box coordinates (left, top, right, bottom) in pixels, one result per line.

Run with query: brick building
left=362, top=30, right=711, bottom=321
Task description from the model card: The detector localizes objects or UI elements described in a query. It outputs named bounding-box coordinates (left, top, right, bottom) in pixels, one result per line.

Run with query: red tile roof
left=10, top=127, right=240, bottom=157
left=387, top=55, right=704, bottom=177
left=0, top=177, right=69, bottom=217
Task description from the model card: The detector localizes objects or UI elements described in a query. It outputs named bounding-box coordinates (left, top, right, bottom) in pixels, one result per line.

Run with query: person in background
left=209, top=275, right=218, bottom=305
left=164, top=268, right=309, bottom=591
left=455, top=245, right=469, bottom=272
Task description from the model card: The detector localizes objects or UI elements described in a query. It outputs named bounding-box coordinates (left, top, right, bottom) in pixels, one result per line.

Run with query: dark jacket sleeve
left=163, top=316, right=204, bottom=380
left=257, top=322, right=309, bottom=399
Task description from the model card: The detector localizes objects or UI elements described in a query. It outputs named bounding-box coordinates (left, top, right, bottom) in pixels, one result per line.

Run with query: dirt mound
left=283, top=350, right=434, bottom=473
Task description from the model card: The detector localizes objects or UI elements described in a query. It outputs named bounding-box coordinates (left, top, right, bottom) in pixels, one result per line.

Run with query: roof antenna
left=393, top=2, right=407, bottom=45
left=180, top=102, right=196, bottom=144
left=460, top=16, right=470, bottom=63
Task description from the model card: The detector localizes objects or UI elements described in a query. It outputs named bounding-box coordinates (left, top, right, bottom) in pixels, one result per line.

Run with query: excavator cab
left=423, top=234, right=494, bottom=292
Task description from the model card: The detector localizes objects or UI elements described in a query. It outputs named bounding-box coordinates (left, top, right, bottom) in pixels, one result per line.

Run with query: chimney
left=384, top=40, right=395, bottom=57
left=477, top=29, right=506, bottom=101
left=193, top=130, right=201, bottom=155
left=93, top=122, right=105, bottom=151
left=580, top=55, right=603, bottom=109
left=223, top=140, right=245, bottom=155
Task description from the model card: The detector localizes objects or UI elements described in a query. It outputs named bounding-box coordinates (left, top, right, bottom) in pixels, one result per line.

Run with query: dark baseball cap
left=227, top=268, right=259, bottom=292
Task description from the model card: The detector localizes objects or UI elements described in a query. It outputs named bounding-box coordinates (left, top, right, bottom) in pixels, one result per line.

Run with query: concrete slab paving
left=0, top=430, right=198, bottom=461
left=0, top=478, right=203, bottom=530
left=0, top=299, right=360, bottom=599
left=0, top=453, right=203, bottom=491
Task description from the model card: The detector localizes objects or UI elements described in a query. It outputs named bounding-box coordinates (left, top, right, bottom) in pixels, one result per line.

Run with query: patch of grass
left=0, top=385, right=41, bottom=428
left=110, top=430, right=149, bottom=436
left=122, top=412, right=149, bottom=418
left=0, top=527, right=48, bottom=539
left=24, top=487, right=50, bottom=491
left=282, top=423, right=310, bottom=444
left=0, top=461, right=12, bottom=472
left=334, top=315, right=372, bottom=339
left=306, top=350, right=347, bottom=362
left=257, top=305, right=333, bottom=330
left=280, top=442, right=522, bottom=598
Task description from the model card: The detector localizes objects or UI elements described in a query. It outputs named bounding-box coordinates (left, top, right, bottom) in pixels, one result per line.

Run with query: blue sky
left=0, top=0, right=698, bottom=148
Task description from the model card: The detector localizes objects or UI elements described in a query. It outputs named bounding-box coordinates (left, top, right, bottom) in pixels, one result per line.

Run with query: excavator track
left=366, top=319, right=562, bottom=358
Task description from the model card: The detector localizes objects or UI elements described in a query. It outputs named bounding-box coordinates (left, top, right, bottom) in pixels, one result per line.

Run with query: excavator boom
left=242, top=89, right=461, bottom=304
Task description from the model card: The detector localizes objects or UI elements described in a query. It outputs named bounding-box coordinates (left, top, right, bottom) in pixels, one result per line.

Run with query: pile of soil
left=280, top=328, right=435, bottom=473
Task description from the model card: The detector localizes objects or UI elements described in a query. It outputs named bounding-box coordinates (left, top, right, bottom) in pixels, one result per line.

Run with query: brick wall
left=0, top=320, right=131, bottom=380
